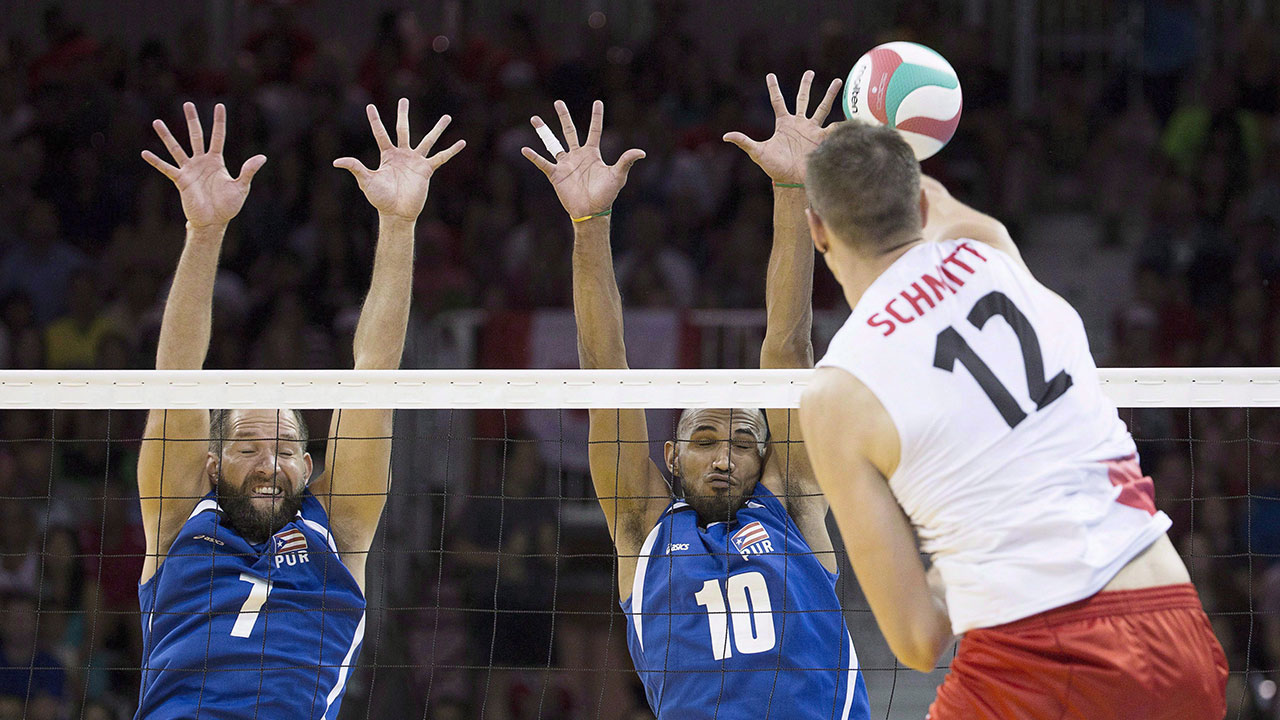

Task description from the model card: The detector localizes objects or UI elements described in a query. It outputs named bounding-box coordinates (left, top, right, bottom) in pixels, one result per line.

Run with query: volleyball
left=843, top=41, right=963, bottom=160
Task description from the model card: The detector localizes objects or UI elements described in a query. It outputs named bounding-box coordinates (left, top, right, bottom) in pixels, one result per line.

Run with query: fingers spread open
left=367, top=104, right=393, bottom=152
left=796, top=70, right=815, bottom=117
left=209, top=103, right=227, bottom=155
left=585, top=100, right=603, bottom=148
left=554, top=100, right=580, bottom=151
left=520, top=146, right=555, bottom=176
left=766, top=73, right=788, bottom=118
left=333, top=157, right=372, bottom=182
left=236, top=154, right=267, bottom=186
left=152, top=119, right=188, bottom=165
left=184, top=102, right=205, bottom=155
left=140, top=150, right=179, bottom=181
left=428, top=139, right=466, bottom=168
left=814, top=77, right=843, bottom=123
left=416, top=114, right=452, bottom=155
left=396, top=98, right=410, bottom=148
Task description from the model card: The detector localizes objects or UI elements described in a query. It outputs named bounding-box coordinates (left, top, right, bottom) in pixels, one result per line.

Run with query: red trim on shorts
left=991, top=583, right=1203, bottom=632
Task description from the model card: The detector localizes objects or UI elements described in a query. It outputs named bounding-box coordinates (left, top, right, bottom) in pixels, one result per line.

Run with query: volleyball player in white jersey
left=797, top=121, right=1228, bottom=719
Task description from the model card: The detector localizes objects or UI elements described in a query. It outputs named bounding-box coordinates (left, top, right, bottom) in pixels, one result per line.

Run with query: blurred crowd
left=1, top=0, right=1279, bottom=717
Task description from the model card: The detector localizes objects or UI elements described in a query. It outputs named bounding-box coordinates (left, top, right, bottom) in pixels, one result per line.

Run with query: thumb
left=614, top=148, right=646, bottom=177
left=332, top=157, right=371, bottom=181
left=236, top=154, right=267, bottom=186
left=722, top=132, right=759, bottom=155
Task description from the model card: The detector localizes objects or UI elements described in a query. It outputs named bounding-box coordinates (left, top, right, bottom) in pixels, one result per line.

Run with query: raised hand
left=334, top=98, right=465, bottom=222
left=141, top=102, right=266, bottom=229
left=724, top=71, right=843, bottom=184
left=521, top=100, right=645, bottom=219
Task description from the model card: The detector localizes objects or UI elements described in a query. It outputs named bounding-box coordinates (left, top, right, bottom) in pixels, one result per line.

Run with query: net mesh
left=0, top=394, right=1274, bottom=719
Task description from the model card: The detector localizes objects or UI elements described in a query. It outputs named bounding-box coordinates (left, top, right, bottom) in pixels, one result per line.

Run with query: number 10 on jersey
left=693, top=571, right=776, bottom=660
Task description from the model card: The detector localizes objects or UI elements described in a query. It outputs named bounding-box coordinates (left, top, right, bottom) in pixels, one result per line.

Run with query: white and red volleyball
left=843, top=41, right=963, bottom=160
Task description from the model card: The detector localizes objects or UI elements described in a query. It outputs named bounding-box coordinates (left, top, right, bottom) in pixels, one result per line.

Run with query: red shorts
left=927, top=584, right=1228, bottom=720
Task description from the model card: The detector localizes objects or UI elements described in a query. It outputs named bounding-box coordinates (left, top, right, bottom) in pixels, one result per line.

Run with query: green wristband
left=773, top=182, right=805, bottom=189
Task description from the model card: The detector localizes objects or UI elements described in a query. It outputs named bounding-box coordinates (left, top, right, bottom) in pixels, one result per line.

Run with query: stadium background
left=1, top=0, right=1278, bottom=718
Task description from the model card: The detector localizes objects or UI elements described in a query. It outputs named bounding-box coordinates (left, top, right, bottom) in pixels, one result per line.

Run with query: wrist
left=185, top=221, right=228, bottom=242
left=378, top=213, right=418, bottom=233
left=572, top=213, right=611, bottom=240
left=570, top=208, right=612, bottom=224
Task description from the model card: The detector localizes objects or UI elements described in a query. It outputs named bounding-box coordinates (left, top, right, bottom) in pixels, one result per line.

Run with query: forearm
left=351, top=215, right=414, bottom=369
left=155, top=223, right=225, bottom=370
left=761, top=187, right=814, bottom=368
left=572, top=217, right=628, bottom=369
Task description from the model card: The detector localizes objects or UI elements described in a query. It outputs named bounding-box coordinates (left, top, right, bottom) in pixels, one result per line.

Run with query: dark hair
left=209, top=409, right=310, bottom=454
left=805, top=122, right=923, bottom=252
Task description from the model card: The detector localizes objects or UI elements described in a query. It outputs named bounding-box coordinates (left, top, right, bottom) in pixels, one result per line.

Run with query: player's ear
left=919, top=189, right=929, bottom=229
left=806, top=207, right=830, bottom=255
left=664, top=440, right=678, bottom=476
left=205, top=452, right=220, bottom=490
left=303, top=452, right=314, bottom=481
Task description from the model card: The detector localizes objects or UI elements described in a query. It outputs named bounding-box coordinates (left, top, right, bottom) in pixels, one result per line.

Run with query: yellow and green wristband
left=571, top=208, right=613, bottom=223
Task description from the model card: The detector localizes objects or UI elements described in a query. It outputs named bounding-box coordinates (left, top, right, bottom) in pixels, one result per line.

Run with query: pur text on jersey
left=867, top=242, right=988, bottom=337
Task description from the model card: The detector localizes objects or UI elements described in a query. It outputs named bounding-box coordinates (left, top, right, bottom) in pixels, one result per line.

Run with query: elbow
left=889, top=617, right=953, bottom=673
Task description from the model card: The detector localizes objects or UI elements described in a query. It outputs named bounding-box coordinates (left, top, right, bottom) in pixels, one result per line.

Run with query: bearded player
left=521, top=72, right=870, bottom=720
left=798, top=121, right=1228, bottom=719
left=134, top=99, right=462, bottom=718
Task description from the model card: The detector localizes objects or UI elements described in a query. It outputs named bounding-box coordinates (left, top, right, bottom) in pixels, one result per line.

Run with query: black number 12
left=933, top=291, right=1073, bottom=428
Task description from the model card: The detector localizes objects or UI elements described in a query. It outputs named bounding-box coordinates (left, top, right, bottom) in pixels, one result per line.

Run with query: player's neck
left=836, top=236, right=925, bottom=309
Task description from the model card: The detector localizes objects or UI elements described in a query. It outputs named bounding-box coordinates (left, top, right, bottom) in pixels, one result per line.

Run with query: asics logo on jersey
left=666, top=543, right=690, bottom=554
left=272, top=527, right=310, bottom=568
left=866, top=241, right=989, bottom=337
left=731, top=521, right=774, bottom=557
left=191, top=534, right=225, bottom=546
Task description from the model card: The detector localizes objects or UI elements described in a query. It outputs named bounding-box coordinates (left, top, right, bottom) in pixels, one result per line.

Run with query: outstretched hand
left=521, top=100, right=645, bottom=219
left=141, top=102, right=266, bottom=230
left=724, top=71, right=842, bottom=184
left=334, top=98, right=466, bottom=222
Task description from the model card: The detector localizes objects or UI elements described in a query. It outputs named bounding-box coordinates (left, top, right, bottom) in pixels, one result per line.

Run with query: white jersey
left=817, top=239, right=1171, bottom=635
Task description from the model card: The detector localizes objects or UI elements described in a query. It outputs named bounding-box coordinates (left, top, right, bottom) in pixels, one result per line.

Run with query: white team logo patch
left=272, top=527, right=310, bottom=568
left=731, top=521, right=774, bottom=557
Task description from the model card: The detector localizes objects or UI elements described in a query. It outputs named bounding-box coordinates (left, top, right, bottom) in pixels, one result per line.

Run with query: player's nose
left=250, top=452, right=281, bottom=476
left=713, top=441, right=733, bottom=471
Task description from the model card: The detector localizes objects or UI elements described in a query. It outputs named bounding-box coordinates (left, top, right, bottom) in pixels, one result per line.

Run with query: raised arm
left=137, top=103, right=266, bottom=583
left=920, top=174, right=1028, bottom=272
left=725, top=71, right=842, bottom=571
left=521, top=101, right=666, bottom=593
left=313, top=99, right=464, bottom=588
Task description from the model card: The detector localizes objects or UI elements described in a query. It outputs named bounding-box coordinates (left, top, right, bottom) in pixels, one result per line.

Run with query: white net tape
left=2, top=367, right=1279, bottom=409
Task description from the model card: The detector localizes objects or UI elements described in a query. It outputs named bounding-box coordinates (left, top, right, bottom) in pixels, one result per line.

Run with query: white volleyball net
left=0, top=368, right=1274, bottom=719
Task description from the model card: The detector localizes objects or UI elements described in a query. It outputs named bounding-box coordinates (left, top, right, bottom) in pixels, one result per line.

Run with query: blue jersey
left=137, top=491, right=365, bottom=719
left=623, top=484, right=870, bottom=720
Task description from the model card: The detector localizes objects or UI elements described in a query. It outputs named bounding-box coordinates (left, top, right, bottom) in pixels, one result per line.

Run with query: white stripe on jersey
left=187, top=498, right=221, bottom=519
left=322, top=612, right=366, bottom=719
left=630, top=522, right=664, bottom=652
left=301, top=517, right=340, bottom=554
left=841, top=630, right=859, bottom=720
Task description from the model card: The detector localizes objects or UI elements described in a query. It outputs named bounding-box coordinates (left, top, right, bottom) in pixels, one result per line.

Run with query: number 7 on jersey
left=231, top=573, right=273, bottom=638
